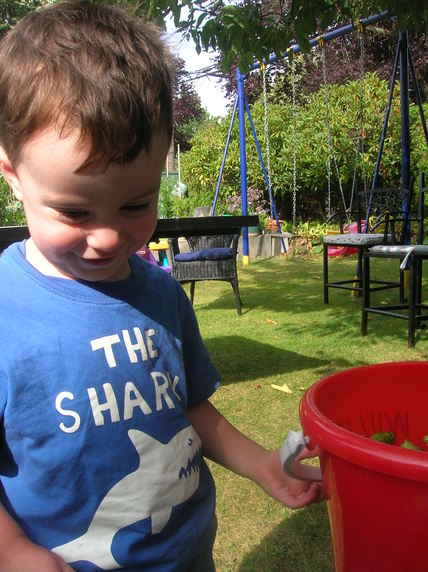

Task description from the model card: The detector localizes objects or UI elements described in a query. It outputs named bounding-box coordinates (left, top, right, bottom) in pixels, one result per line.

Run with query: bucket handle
left=280, top=430, right=322, bottom=482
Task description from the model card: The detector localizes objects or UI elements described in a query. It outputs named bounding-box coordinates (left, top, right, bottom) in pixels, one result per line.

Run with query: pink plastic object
left=299, top=362, right=428, bottom=572
left=137, top=245, right=171, bottom=274
left=327, top=222, right=359, bottom=258
left=136, top=245, right=158, bottom=265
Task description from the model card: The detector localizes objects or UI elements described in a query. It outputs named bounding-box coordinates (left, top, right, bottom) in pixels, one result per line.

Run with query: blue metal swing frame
left=211, top=11, right=428, bottom=263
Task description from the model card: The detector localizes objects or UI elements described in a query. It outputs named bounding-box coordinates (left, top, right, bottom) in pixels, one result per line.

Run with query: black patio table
left=0, top=215, right=259, bottom=252
left=151, top=215, right=258, bottom=239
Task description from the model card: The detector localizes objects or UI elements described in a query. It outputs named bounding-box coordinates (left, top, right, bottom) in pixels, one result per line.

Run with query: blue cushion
left=175, top=247, right=233, bottom=262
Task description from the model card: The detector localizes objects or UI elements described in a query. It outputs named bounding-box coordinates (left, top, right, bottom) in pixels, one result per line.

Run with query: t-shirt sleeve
left=177, top=288, right=221, bottom=408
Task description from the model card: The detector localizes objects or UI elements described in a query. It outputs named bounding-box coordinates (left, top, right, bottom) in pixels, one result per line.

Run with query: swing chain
left=291, top=56, right=297, bottom=232
left=322, top=45, right=348, bottom=221
left=359, top=28, right=367, bottom=189
left=321, top=47, right=332, bottom=216
left=262, top=65, right=274, bottom=218
left=350, top=24, right=366, bottom=212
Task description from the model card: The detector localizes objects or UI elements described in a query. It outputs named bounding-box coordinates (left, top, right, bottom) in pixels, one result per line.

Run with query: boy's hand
left=250, top=447, right=325, bottom=509
left=0, top=536, right=74, bottom=572
left=188, top=400, right=325, bottom=509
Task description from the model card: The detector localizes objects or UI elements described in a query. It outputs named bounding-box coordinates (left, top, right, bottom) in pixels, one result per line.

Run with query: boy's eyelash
left=58, top=203, right=149, bottom=218
left=59, top=210, right=88, bottom=219
left=122, top=203, right=149, bottom=212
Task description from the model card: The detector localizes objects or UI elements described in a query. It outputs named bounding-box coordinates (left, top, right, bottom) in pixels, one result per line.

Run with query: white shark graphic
left=52, top=426, right=201, bottom=569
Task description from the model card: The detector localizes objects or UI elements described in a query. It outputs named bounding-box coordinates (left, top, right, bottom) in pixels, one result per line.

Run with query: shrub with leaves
left=181, top=72, right=427, bottom=222
left=0, top=175, right=26, bottom=226
left=158, top=174, right=193, bottom=218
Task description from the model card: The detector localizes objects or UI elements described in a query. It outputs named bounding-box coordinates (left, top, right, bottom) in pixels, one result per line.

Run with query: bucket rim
left=300, top=361, right=428, bottom=483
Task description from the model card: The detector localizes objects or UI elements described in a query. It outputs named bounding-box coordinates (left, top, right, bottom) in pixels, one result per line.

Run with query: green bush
left=0, top=174, right=26, bottom=226
left=180, top=73, right=427, bottom=222
left=410, top=102, right=428, bottom=176
left=158, top=174, right=193, bottom=218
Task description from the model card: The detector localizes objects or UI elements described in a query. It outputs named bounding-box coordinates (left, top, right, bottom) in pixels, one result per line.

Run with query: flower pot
left=267, top=219, right=284, bottom=232
left=247, top=225, right=260, bottom=235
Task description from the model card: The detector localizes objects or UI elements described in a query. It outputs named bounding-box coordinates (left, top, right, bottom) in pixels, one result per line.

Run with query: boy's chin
left=51, top=257, right=132, bottom=282
left=74, top=260, right=132, bottom=282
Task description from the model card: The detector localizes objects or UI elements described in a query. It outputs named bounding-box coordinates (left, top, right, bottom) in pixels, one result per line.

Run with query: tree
left=275, top=23, right=428, bottom=102
left=129, top=0, right=427, bottom=74
left=173, top=57, right=208, bottom=152
left=198, top=14, right=428, bottom=109
left=0, top=0, right=49, bottom=36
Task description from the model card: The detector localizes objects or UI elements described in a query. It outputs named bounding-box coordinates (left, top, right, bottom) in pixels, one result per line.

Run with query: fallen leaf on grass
left=266, top=318, right=277, bottom=325
left=271, top=383, right=293, bottom=394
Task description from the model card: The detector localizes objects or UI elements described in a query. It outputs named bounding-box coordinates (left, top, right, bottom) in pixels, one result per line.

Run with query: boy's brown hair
left=0, top=0, right=173, bottom=169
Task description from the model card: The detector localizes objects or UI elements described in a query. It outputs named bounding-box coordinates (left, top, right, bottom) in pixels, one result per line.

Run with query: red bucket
left=299, top=362, right=428, bottom=572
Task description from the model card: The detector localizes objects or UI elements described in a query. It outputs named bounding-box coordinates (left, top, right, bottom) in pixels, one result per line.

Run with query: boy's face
left=0, top=128, right=169, bottom=282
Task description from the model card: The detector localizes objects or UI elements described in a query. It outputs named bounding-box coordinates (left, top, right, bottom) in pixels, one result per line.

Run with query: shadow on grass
left=204, top=335, right=356, bottom=385
left=196, top=256, right=427, bottom=346
left=192, top=256, right=362, bottom=320
left=237, top=502, right=333, bottom=572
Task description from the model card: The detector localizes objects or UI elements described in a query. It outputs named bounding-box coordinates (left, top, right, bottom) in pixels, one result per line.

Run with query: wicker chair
left=168, top=233, right=242, bottom=315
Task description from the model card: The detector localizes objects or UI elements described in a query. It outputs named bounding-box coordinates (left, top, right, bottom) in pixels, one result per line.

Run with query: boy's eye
left=122, top=203, right=150, bottom=213
left=59, top=210, right=88, bottom=220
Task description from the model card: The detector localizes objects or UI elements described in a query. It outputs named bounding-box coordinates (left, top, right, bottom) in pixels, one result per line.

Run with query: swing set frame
left=211, top=11, right=427, bottom=264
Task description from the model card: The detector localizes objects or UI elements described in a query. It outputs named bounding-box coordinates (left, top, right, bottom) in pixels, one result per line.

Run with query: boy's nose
left=86, top=227, right=122, bottom=252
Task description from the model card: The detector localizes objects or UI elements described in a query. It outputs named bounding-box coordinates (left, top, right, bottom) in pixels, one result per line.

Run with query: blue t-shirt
left=0, top=242, right=221, bottom=571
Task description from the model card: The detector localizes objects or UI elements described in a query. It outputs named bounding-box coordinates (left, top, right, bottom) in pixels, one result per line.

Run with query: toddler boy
left=0, top=2, right=323, bottom=570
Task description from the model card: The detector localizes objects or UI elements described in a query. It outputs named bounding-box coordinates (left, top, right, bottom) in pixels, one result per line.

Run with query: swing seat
left=323, top=187, right=413, bottom=304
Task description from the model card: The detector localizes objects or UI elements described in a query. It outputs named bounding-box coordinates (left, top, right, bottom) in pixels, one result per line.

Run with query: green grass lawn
left=183, top=253, right=428, bottom=571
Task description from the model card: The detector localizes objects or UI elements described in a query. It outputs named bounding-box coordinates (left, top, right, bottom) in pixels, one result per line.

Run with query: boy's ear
left=0, top=147, right=22, bottom=201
